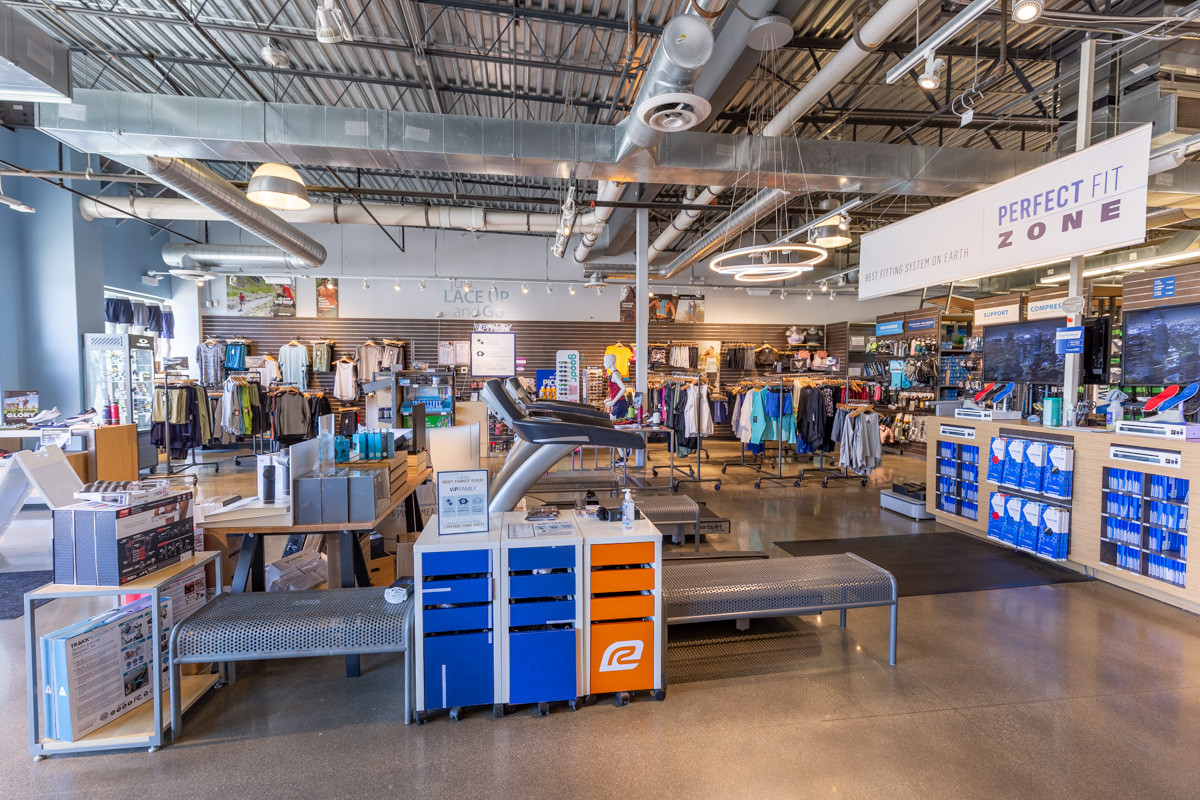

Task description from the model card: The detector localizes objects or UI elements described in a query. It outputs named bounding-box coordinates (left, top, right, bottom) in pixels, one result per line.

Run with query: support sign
left=859, top=125, right=1151, bottom=299
left=555, top=350, right=581, bottom=402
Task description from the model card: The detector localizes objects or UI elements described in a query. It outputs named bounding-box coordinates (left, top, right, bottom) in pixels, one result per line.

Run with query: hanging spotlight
left=419, top=280, right=427, bottom=291
left=838, top=275, right=846, bottom=286
left=820, top=282, right=829, bottom=292
left=830, top=291, right=837, bottom=299
left=552, top=183, right=577, bottom=258
left=546, top=283, right=553, bottom=294
left=779, top=290, right=787, bottom=300
left=247, top=163, right=311, bottom=210
left=325, top=279, right=335, bottom=290
left=393, top=279, right=401, bottom=291
left=1012, top=0, right=1043, bottom=22
left=315, top=0, right=355, bottom=44
left=647, top=288, right=655, bottom=297
left=522, top=282, right=529, bottom=294
left=809, top=199, right=853, bottom=249
left=917, top=54, right=946, bottom=91
left=362, top=279, right=370, bottom=289
left=0, top=178, right=34, bottom=213
left=490, top=282, right=498, bottom=293
left=806, top=290, right=813, bottom=301
left=463, top=279, right=472, bottom=291
left=569, top=284, right=576, bottom=295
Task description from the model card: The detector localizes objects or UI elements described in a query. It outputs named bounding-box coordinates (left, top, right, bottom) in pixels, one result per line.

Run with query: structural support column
left=1064, top=37, right=1096, bottom=427
left=635, top=206, right=649, bottom=468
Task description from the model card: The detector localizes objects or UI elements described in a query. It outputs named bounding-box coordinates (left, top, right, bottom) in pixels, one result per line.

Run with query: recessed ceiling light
left=1012, top=0, right=1043, bottom=22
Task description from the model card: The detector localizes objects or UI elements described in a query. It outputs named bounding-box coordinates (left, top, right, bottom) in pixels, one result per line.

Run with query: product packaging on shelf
left=987, top=493, right=1007, bottom=540
left=1002, top=439, right=1027, bottom=487
left=1003, top=495, right=1024, bottom=545
left=1038, top=507, right=1071, bottom=561
left=1043, top=445, right=1074, bottom=499
left=1021, top=441, right=1047, bottom=493
left=987, top=437, right=1007, bottom=484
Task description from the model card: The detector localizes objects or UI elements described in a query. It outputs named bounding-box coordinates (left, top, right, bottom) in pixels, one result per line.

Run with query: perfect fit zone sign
left=859, top=125, right=1151, bottom=299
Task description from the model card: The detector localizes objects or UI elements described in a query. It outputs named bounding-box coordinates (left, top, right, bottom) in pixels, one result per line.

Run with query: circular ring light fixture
left=709, top=243, right=827, bottom=283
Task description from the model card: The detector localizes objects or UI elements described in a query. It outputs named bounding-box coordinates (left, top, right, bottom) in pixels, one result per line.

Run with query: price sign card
left=436, top=469, right=490, bottom=534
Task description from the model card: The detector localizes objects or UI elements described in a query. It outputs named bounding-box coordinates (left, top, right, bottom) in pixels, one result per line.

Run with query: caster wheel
left=148, top=467, right=156, bottom=474
left=568, top=698, right=580, bottom=711
left=714, top=481, right=721, bottom=491
left=493, top=704, right=505, bottom=718
left=688, top=468, right=695, bottom=478
left=653, top=689, right=666, bottom=701
left=584, top=695, right=597, bottom=706
left=671, top=481, right=679, bottom=492
left=214, top=466, right=220, bottom=474
left=537, top=702, right=550, bottom=717
left=33, top=755, right=46, bottom=762
left=415, top=710, right=428, bottom=725
left=754, top=480, right=762, bottom=489
left=652, top=469, right=658, bottom=478
left=449, top=707, right=464, bottom=722
left=148, top=746, right=159, bottom=753
left=614, top=692, right=630, bottom=707
left=793, top=480, right=802, bottom=488
left=722, top=465, right=728, bottom=474
left=822, top=478, right=830, bottom=488
left=861, top=478, right=869, bottom=486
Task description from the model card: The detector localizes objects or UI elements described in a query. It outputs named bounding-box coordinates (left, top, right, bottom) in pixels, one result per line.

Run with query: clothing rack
left=157, top=371, right=217, bottom=477
left=224, top=370, right=269, bottom=465
left=718, top=378, right=789, bottom=485
left=645, top=372, right=717, bottom=492
left=798, top=378, right=877, bottom=487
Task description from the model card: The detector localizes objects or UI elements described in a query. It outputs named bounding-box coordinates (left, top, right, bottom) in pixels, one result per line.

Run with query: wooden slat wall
left=974, top=292, right=1024, bottom=314
left=824, top=321, right=849, bottom=375
left=200, top=316, right=798, bottom=405
left=1122, top=262, right=1200, bottom=311
left=876, top=311, right=906, bottom=339
left=1026, top=286, right=1068, bottom=304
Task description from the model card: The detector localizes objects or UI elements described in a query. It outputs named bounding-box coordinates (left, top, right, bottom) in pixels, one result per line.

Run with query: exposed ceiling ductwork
left=37, top=90, right=1041, bottom=197
left=163, top=243, right=319, bottom=271
left=116, top=156, right=327, bottom=267
left=79, top=194, right=605, bottom=234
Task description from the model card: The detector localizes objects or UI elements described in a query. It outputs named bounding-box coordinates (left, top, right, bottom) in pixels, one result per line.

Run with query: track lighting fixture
left=569, top=284, right=576, bottom=295
left=393, top=279, right=401, bottom=291
left=1012, top=0, right=1043, bottom=22
left=316, top=0, right=354, bottom=44
left=546, top=283, right=553, bottom=294
left=837, top=275, right=846, bottom=286
left=917, top=54, right=946, bottom=91
left=820, top=282, right=828, bottom=292
left=522, top=282, right=529, bottom=294
left=806, top=290, right=813, bottom=301
left=830, top=291, right=836, bottom=299
left=362, top=279, right=370, bottom=289
left=779, top=290, right=787, bottom=300
left=419, top=280, right=427, bottom=291
left=463, top=279, right=472, bottom=291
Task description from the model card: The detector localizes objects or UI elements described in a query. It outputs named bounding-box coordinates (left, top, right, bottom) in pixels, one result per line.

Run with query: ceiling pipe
left=1146, top=207, right=1200, bottom=229
left=643, top=0, right=920, bottom=278
left=117, top=156, right=327, bottom=267
left=79, top=195, right=605, bottom=234
left=573, top=181, right=625, bottom=261
left=163, top=243, right=313, bottom=271
left=647, top=184, right=725, bottom=262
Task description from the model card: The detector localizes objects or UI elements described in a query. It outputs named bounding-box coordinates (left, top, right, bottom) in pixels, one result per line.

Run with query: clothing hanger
left=287, top=337, right=302, bottom=346
left=203, top=336, right=218, bottom=346
left=363, top=338, right=377, bottom=347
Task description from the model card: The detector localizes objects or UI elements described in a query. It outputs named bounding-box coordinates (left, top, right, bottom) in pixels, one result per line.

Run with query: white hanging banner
left=859, top=125, right=1151, bottom=299
left=973, top=303, right=1021, bottom=325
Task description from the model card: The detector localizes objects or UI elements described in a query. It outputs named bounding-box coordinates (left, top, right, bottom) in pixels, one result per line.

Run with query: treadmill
left=481, top=380, right=644, bottom=512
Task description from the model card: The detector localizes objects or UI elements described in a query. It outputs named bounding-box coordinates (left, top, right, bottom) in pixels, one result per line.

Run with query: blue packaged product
left=988, top=493, right=1007, bottom=540
left=1002, top=439, right=1026, bottom=487
left=1021, top=441, right=1047, bottom=493
left=987, top=437, right=1007, bottom=484
left=1043, top=445, right=1074, bottom=498
left=1018, top=500, right=1042, bottom=552
left=1003, top=495, right=1024, bottom=545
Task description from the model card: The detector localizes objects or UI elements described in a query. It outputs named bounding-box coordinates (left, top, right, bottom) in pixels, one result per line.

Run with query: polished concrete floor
left=4, top=443, right=1200, bottom=798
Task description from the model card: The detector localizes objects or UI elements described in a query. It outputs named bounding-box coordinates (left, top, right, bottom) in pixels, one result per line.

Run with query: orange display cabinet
left=578, top=519, right=664, bottom=705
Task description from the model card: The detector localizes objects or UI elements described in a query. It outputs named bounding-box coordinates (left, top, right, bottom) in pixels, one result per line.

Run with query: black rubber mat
left=773, top=534, right=1092, bottom=597
left=0, top=570, right=52, bottom=619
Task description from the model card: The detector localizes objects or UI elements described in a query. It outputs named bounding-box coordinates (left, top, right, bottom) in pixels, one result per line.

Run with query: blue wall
left=0, top=128, right=166, bottom=410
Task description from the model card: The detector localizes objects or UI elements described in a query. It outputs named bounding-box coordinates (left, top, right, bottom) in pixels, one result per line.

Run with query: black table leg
left=337, top=531, right=370, bottom=677
left=404, top=493, right=424, bottom=532
left=231, top=534, right=265, bottom=593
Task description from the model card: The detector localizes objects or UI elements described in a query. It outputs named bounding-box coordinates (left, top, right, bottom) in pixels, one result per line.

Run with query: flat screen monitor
left=982, top=319, right=1066, bottom=384
left=1122, top=302, right=1200, bottom=386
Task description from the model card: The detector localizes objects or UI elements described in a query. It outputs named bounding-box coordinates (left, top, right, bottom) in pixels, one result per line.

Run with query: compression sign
left=860, top=125, right=1151, bottom=299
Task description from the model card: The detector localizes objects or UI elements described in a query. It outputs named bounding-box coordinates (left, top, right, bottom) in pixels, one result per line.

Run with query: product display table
left=197, top=466, right=432, bottom=676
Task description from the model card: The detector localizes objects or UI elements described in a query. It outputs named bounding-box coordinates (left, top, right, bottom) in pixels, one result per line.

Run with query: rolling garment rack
left=156, top=370, right=217, bottom=477
left=647, top=372, right=720, bottom=493
left=221, top=371, right=268, bottom=467
left=798, top=402, right=873, bottom=488
left=718, top=378, right=792, bottom=489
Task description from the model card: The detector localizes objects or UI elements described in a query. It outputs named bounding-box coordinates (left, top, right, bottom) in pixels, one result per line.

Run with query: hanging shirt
left=256, top=357, right=282, bottom=386
left=224, top=342, right=247, bottom=371
left=278, top=343, right=310, bottom=388
left=381, top=343, right=404, bottom=370
left=334, top=360, right=358, bottom=402
left=605, top=344, right=632, bottom=378
left=311, top=342, right=334, bottom=373
left=357, top=343, right=383, bottom=380
left=196, top=342, right=225, bottom=386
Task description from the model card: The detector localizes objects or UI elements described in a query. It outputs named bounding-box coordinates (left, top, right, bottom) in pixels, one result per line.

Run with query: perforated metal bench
left=661, top=554, right=898, bottom=683
left=527, top=468, right=622, bottom=497
left=168, top=588, right=415, bottom=740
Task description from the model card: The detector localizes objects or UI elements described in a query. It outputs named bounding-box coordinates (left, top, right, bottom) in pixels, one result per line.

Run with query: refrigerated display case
left=84, top=333, right=157, bottom=471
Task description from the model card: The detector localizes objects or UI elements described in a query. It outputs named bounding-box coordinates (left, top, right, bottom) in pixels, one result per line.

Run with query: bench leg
left=735, top=618, right=749, bottom=631
left=840, top=608, right=847, bottom=629
left=889, top=602, right=898, bottom=666
left=170, top=661, right=182, bottom=742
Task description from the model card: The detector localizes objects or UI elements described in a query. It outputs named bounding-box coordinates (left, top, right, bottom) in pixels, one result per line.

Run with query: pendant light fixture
left=247, top=163, right=311, bottom=210
left=808, top=198, right=852, bottom=249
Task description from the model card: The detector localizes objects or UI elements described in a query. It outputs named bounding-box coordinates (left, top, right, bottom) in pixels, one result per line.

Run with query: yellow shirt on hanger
left=605, top=344, right=632, bottom=378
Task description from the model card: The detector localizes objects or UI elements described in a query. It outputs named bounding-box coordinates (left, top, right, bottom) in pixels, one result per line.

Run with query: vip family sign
left=859, top=125, right=1152, bottom=299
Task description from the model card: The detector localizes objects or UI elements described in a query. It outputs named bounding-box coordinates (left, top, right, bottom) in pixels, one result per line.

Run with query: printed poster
left=3, top=391, right=38, bottom=424
left=227, top=276, right=296, bottom=317
left=674, top=295, right=705, bottom=323
left=316, top=278, right=339, bottom=318
left=620, top=286, right=637, bottom=323
left=648, top=294, right=677, bottom=321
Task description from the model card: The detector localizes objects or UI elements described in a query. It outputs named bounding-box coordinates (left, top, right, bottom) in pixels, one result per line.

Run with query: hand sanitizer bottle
left=622, top=489, right=635, bottom=531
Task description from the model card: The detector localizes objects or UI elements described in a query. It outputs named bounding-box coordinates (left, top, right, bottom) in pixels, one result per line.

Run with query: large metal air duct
left=120, top=156, right=327, bottom=267
left=163, top=243, right=313, bottom=270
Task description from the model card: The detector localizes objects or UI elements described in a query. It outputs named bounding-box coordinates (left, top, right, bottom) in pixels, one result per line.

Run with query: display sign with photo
left=3, top=391, right=38, bottom=424
left=674, top=295, right=705, bottom=323
left=648, top=294, right=677, bottom=321
left=316, top=278, right=339, bottom=318
left=620, top=286, right=637, bottom=323
left=228, top=276, right=297, bottom=317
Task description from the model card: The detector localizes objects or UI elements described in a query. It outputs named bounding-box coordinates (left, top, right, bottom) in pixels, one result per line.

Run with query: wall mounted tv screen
left=982, top=319, right=1066, bottom=384
left=1123, top=302, right=1200, bottom=386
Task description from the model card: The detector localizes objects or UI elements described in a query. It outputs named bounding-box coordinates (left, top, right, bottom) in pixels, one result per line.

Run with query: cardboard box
left=266, top=551, right=328, bottom=591
left=367, top=554, right=396, bottom=586
left=53, top=492, right=194, bottom=586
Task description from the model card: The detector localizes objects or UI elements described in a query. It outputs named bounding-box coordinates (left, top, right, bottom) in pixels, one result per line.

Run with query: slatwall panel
left=904, top=308, right=941, bottom=330
left=1122, top=262, right=1200, bottom=311
left=974, top=292, right=1024, bottom=315
left=199, top=316, right=800, bottom=406
left=876, top=311, right=906, bottom=339
left=824, top=322, right=849, bottom=376
left=1026, top=286, right=1068, bottom=304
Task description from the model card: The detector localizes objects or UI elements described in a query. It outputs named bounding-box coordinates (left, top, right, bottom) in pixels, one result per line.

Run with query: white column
left=636, top=206, right=649, bottom=467
left=1063, top=37, right=1096, bottom=427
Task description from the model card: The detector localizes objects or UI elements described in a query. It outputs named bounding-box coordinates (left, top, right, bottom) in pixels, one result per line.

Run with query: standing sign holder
left=437, top=469, right=491, bottom=534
